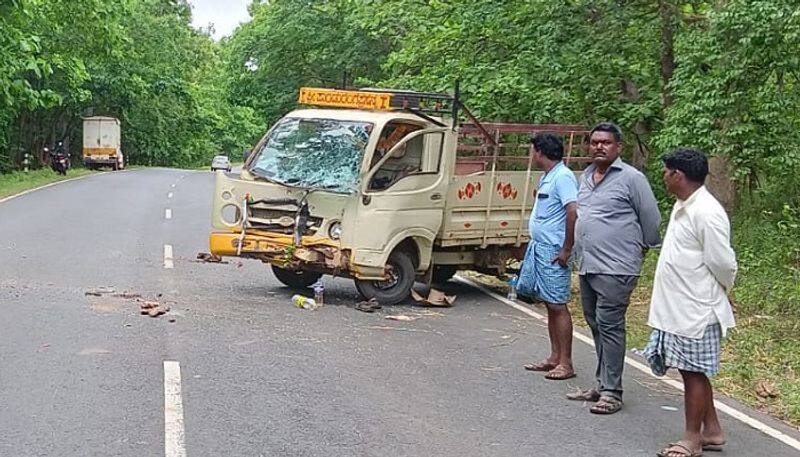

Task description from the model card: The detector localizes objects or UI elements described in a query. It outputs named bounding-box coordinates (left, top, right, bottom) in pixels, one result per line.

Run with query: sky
left=188, top=0, right=252, bottom=40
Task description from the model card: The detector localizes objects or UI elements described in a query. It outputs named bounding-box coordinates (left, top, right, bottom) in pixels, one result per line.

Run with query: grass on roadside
left=0, top=168, right=94, bottom=200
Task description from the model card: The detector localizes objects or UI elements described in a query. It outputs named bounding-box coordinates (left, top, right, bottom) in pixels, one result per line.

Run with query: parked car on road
left=211, top=155, right=232, bottom=172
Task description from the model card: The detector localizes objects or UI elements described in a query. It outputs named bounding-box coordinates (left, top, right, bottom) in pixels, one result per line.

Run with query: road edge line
left=0, top=173, right=95, bottom=204
left=455, top=275, right=800, bottom=452
left=0, top=168, right=140, bottom=205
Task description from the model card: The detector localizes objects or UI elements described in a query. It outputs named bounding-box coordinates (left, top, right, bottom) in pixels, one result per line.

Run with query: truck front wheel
left=271, top=265, right=322, bottom=289
left=354, top=250, right=415, bottom=306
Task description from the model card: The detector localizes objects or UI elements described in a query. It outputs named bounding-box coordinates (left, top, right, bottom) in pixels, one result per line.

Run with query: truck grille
left=247, top=207, right=322, bottom=235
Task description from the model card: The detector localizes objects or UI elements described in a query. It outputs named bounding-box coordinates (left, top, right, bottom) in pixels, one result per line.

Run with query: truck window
left=369, top=131, right=443, bottom=191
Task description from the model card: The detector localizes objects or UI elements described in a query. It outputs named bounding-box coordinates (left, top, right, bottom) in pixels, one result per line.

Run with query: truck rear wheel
left=354, top=250, right=415, bottom=306
left=271, top=265, right=321, bottom=289
left=432, top=265, right=458, bottom=284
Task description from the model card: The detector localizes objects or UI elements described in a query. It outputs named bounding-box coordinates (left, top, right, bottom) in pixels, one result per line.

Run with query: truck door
left=349, top=122, right=450, bottom=273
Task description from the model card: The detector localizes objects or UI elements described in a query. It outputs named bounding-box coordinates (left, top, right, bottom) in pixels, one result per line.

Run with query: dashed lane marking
left=165, top=209, right=172, bottom=220
left=163, top=244, right=174, bottom=269
left=164, top=361, right=186, bottom=457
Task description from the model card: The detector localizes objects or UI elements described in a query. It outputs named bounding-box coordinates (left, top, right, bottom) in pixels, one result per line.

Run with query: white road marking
left=163, top=244, right=174, bottom=269
left=163, top=361, right=186, bottom=457
left=171, top=184, right=176, bottom=188
left=456, top=276, right=800, bottom=452
left=165, top=209, right=172, bottom=220
left=0, top=174, right=94, bottom=204
left=168, top=192, right=173, bottom=199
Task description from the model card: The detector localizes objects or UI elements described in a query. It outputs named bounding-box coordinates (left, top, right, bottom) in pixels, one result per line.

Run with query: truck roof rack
left=297, top=82, right=512, bottom=148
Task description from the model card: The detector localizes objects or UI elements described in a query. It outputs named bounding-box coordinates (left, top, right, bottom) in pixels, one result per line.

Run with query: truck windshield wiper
left=249, top=168, right=286, bottom=186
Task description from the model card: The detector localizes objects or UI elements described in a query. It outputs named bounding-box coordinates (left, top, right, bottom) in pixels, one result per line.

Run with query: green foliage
left=0, top=0, right=264, bottom=172
left=657, top=1, right=800, bottom=187
left=221, top=0, right=390, bottom=124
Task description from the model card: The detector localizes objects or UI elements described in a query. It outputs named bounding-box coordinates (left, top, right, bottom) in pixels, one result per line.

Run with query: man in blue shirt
left=519, top=133, right=579, bottom=381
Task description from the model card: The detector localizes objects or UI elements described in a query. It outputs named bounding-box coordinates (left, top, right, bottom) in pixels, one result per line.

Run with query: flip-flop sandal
left=523, top=361, right=556, bottom=372
left=566, top=388, right=601, bottom=402
left=544, top=366, right=576, bottom=380
left=702, top=442, right=724, bottom=452
left=657, top=442, right=703, bottom=457
left=589, top=396, right=623, bottom=415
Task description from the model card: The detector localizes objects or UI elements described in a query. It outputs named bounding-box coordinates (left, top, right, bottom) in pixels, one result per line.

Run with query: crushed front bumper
left=209, top=230, right=350, bottom=273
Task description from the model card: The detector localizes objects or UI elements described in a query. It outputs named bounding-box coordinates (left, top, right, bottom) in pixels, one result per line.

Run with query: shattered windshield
left=248, top=117, right=373, bottom=193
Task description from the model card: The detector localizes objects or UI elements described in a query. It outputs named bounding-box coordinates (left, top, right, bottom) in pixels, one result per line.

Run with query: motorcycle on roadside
left=46, top=141, right=70, bottom=176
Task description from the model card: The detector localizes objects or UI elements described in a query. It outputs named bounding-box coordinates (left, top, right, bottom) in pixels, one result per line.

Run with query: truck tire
left=354, top=250, right=415, bottom=306
left=431, top=265, right=458, bottom=284
left=271, top=265, right=321, bottom=289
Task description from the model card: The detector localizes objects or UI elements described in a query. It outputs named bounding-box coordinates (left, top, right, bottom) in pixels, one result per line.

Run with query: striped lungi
left=642, top=324, right=722, bottom=377
left=516, top=241, right=571, bottom=304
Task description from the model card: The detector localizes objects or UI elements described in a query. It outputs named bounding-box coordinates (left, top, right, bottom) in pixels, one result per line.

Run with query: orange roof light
left=298, top=87, right=392, bottom=111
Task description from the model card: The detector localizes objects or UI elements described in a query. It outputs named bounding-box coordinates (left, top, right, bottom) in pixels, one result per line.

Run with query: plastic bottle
left=507, top=275, right=518, bottom=301
left=292, top=294, right=319, bottom=310
left=312, top=279, right=324, bottom=307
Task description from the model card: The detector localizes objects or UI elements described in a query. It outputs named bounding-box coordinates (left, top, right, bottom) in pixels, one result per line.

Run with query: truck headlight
left=221, top=204, right=242, bottom=225
left=328, top=221, right=342, bottom=240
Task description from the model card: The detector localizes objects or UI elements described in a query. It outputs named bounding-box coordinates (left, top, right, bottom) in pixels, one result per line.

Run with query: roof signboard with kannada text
left=298, top=88, right=392, bottom=111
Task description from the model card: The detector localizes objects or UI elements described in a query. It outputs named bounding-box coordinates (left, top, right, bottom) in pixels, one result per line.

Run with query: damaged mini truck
left=209, top=86, right=590, bottom=305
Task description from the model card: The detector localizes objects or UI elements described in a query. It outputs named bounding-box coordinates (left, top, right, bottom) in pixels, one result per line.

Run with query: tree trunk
left=659, top=1, right=676, bottom=109
left=706, top=155, right=736, bottom=214
left=631, top=120, right=650, bottom=171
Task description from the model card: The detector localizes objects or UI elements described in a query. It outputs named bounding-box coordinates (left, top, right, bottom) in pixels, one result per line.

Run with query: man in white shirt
left=643, top=148, right=737, bottom=457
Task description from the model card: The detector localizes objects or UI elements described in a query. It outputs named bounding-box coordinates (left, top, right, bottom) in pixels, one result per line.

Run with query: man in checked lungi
left=644, top=149, right=737, bottom=457
left=518, top=133, right=579, bottom=381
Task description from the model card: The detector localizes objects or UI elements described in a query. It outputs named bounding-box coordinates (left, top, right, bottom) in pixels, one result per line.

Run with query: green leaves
left=0, top=0, right=264, bottom=172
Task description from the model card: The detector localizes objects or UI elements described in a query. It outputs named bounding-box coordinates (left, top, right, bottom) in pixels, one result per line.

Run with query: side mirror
left=243, top=148, right=252, bottom=163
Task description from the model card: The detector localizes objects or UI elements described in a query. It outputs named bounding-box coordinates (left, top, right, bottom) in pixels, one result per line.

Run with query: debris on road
left=139, top=300, right=170, bottom=318
left=84, top=286, right=115, bottom=296
left=113, top=291, right=142, bottom=299
left=385, top=314, right=418, bottom=322
left=195, top=252, right=228, bottom=264
left=292, top=294, right=321, bottom=310
left=411, top=288, right=456, bottom=307
left=660, top=405, right=679, bottom=412
left=85, top=286, right=176, bottom=320
left=353, top=298, right=381, bottom=313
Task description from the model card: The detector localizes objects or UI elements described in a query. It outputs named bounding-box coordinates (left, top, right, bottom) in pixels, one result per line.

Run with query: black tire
left=431, top=265, right=458, bottom=284
left=354, top=250, right=415, bottom=306
left=271, top=265, right=322, bottom=289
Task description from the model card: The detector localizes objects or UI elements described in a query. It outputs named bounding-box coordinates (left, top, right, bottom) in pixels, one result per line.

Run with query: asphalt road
left=1, top=168, right=798, bottom=457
